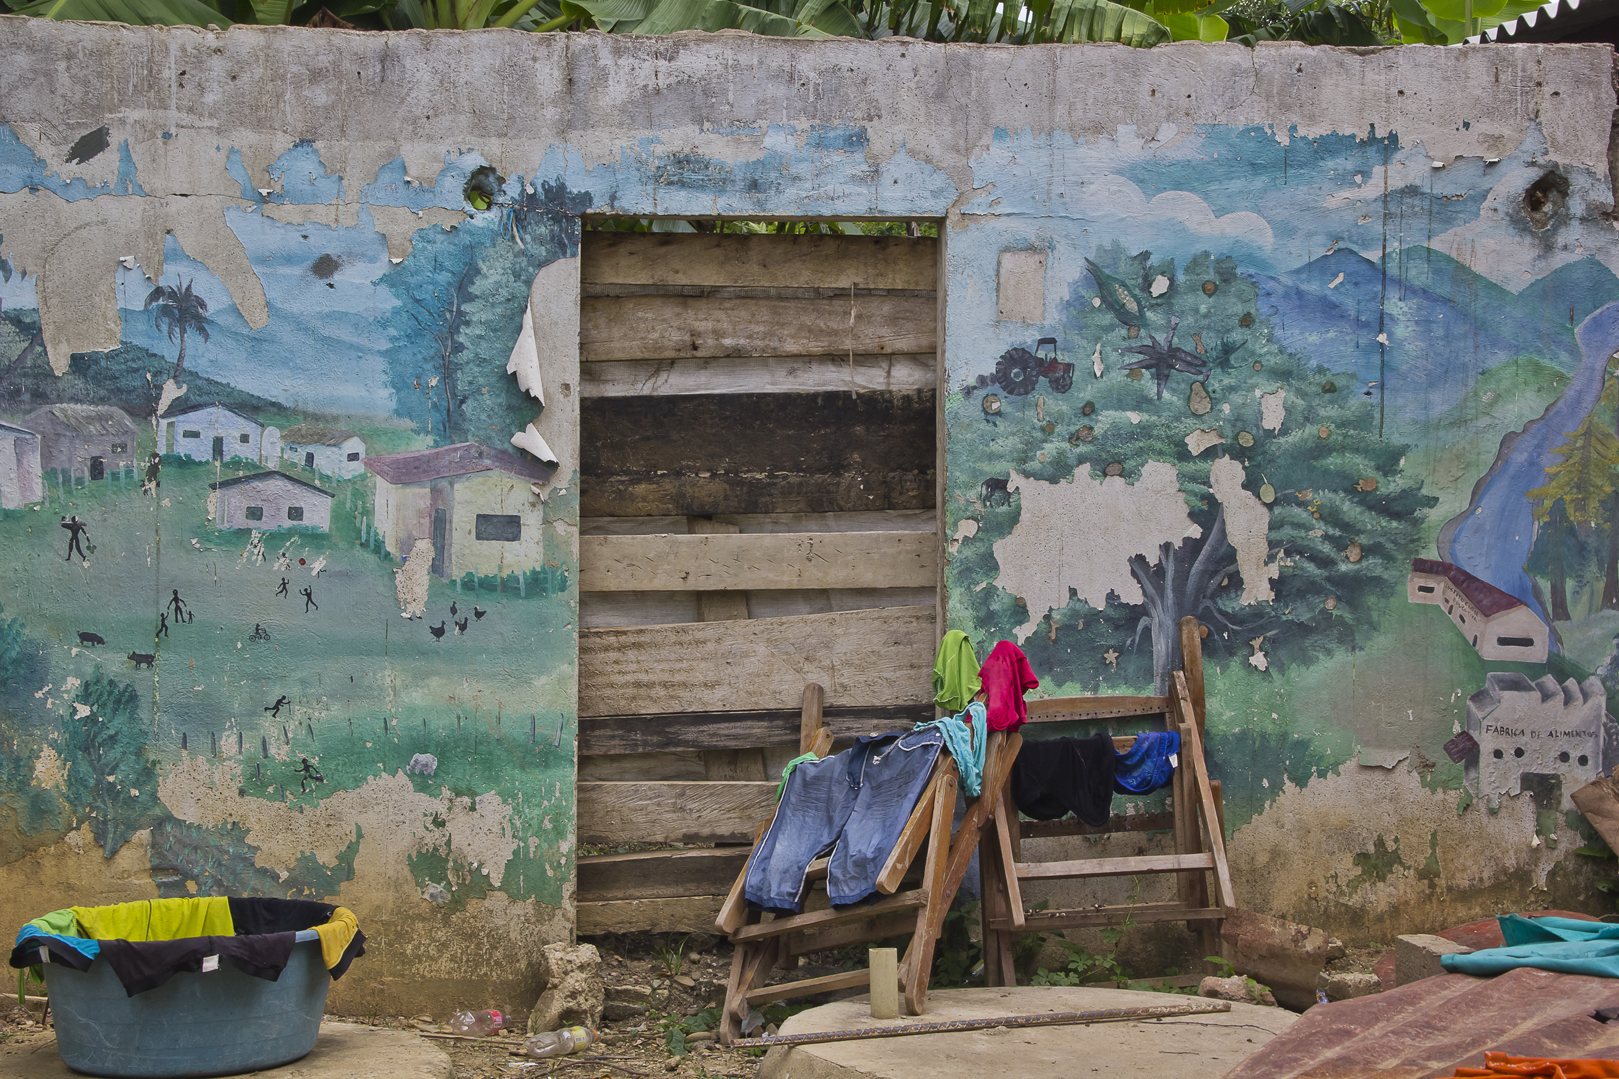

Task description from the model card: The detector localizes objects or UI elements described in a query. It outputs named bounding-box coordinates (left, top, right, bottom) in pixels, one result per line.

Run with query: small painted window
left=245, top=506, right=264, bottom=521
left=1496, top=636, right=1536, bottom=648
left=239, top=433, right=251, bottom=444
left=111, top=442, right=127, bottom=454
left=347, top=452, right=361, bottom=462
left=182, top=429, right=201, bottom=439
left=476, top=513, right=521, bottom=541
left=1416, top=585, right=1435, bottom=594
left=287, top=506, right=305, bottom=522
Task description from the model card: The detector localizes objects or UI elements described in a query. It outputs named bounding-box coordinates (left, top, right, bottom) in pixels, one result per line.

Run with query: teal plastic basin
left=44, top=934, right=329, bottom=1078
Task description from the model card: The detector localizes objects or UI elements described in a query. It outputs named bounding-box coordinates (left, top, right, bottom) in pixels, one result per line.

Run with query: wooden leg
left=978, top=826, right=1008, bottom=987
left=901, top=771, right=955, bottom=1016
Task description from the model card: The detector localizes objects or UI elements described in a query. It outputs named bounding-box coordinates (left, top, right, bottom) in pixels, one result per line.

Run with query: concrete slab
left=756, top=987, right=1298, bottom=1079
left=0, top=1021, right=451, bottom=1079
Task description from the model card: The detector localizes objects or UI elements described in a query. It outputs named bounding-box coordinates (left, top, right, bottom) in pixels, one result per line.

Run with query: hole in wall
left=464, top=165, right=503, bottom=211
left=1523, top=170, right=1570, bottom=231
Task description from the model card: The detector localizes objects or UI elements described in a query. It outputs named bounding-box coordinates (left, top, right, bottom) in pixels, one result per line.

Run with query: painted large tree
left=143, top=277, right=211, bottom=378
left=948, top=245, right=1434, bottom=692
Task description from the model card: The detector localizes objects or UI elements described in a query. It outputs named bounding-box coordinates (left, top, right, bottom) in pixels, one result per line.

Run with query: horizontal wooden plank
left=578, top=896, right=727, bottom=935
left=1019, top=812, right=1176, bottom=840
left=1024, top=696, right=1171, bottom=724
left=785, top=911, right=920, bottom=957
left=580, top=606, right=935, bottom=717
left=578, top=848, right=750, bottom=902
left=580, top=353, right=936, bottom=398
left=579, top=704, right=935, bottom=755
left=731, top=889, right=929, bottom=942
left=1014, top=853, right=1215, bottom=881
left=745, top=969, right=870, bottom=1006
left=580, top=532, right=936, bottom=592
left=582, top=233, right=937, bottom=291
left=990, top=905, right=1226, bottom=932
left=580, top=588, right=935, bottom=629
left=582, top=390, right=934, bottom=518
left=581, top=295, right=935, bottom=362
left=583, top=510, right=938, bottom=536
left=577, top=781, right=777, bottom=846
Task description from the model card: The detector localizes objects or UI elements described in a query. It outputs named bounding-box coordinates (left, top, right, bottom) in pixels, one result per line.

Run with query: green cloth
left=25, top=909, right=79, bottom=939
left=1441, top=915, right=1619, bottom=979
left=777, top=753, right=820, bottom=799
left=932, top=630, right=981, bottom=714
left=72, top=897, right=233, bottom=942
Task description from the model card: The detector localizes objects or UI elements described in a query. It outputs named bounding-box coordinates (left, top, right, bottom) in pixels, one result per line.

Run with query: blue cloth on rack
left=915, top=702, right=987, bottom=797
left=1442, top=915, right=1619, bottom=979
left=1113, top=730, right=1180, bottom=794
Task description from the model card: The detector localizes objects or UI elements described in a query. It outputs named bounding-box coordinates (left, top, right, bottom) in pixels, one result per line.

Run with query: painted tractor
left=994, top=337, right=1073, bottom=395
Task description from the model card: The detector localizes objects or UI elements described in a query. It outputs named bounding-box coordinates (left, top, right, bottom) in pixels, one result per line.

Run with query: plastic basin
left=44, top=936, right=329, bottom=1078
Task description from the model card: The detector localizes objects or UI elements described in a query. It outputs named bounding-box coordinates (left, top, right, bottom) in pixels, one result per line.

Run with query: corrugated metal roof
left=1224, top=967, right=1619, bottom=1079
left=364, top=441, right=553, bottom=485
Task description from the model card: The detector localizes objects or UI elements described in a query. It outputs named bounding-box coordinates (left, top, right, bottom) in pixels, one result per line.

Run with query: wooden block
left=577, top=781, right=779, bottom=846
left=582, top=233, right=937, bottom=291
left=579, top=606, right=935, bottom=717
left=579, top=531, right=937, bottom=592
left=1014, top=853, right=1215, bottom=880
left=578, top=848, right=750, bottom=902
left=580, top=354, right=936, bottom=398
left=578, top=896, right=727, bottom=935
left=869, top=949, right=899, bottom=1020
left=581, top=294, right=935, bottom=362
left=801, top=682, right=826, bottom=755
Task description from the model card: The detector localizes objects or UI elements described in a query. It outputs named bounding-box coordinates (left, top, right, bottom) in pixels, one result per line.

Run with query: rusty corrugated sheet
left=1224, top=968, right=1619, bottom=1079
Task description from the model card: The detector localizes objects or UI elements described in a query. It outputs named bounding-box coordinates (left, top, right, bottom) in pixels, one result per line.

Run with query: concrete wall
left=1, top=20, right=1617, bottom=1011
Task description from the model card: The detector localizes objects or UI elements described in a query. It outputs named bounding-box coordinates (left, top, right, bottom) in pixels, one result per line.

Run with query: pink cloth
left=980, top=640, right=1038, bottom=732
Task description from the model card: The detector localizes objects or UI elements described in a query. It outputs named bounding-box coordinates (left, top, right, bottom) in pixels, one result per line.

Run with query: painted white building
left=161, top=404, right=264, bottom=463
left=1407, top=558, right=1549, bottom=664
left=209, top=471, right=333, bottom=532
left=0, top=422, right=43, bottom=509
left=281, top=424, right=366, bottom=480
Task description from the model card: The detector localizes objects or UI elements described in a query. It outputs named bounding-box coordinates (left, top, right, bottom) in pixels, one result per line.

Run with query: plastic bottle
left=524, top=1026, right=599, bottom=1059
left=447, top=1009, right=505, bottom=1037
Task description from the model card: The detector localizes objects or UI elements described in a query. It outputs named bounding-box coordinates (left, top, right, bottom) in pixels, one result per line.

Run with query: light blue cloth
left=915, top=701, right=987, bottom=797
left=1441, top=915, right=1619, bottom=979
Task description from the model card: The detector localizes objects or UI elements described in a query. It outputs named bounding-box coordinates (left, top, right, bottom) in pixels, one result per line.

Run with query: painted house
left=209, top=471, right=333, bottom=532
left=366, top=442, right=552, bottom=580
left=280, top=424, right=366, bottom=479
left=20, top=404, right=139, bottom=482
left=161, top=404, right=263, bottom=463
left=0, top=422, right=43, bottom=509
left=1408, top=558, right=1550, bottom=663
left=1464, top=671, right=1610, bottom=809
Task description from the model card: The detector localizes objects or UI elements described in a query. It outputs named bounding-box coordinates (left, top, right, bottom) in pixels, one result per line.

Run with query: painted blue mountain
left=1252, top=248, right=1600, bottom=427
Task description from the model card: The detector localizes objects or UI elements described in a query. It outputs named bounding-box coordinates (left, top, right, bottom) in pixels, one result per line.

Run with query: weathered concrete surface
left=0, top=1022, right=451, bottom=1079
left=754, top=987, right=1298, bottom=1079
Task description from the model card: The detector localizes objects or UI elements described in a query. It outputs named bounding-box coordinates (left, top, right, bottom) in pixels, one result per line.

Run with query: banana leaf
left=8, top=0, right=232, bottom=24
left=1035, top=0, right=1169, bottom=44
left=1420, top=0, right=1507, bottom=22
left=564, top=0, right=841, bottom=32
left=1157, top=7, right=1224, bottom=39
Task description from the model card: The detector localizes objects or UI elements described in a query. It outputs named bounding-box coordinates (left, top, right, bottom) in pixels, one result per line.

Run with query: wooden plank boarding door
left=572, top=228, right=944, bottom=936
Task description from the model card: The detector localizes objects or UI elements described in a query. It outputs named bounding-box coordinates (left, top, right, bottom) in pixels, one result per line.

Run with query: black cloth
left=98, top=932, right=296, bottom=997
left=227, top=897, right=365, bottom=981
left=1010, top=734, right=1117, bottom=826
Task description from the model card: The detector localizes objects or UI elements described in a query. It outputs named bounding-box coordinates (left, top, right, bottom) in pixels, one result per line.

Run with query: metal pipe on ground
left=729, top=1002, right=1233, bottom=1048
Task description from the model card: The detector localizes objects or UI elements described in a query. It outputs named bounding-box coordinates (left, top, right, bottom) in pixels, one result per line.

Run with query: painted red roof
left=364, top=441, right=552, bottom=485
left=1409, top=559, right=1524, bottom=617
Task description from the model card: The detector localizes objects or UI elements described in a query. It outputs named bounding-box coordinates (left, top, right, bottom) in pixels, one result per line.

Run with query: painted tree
left=1526, top=367, right=1619, bottom=614
left=59, top=672, right=164, bottom=855
left=143, top=277, right=211, bottom=377
left=948, top=245, right=1434, bottom=692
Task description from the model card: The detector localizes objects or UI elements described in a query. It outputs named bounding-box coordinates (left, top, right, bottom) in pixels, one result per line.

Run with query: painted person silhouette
left=60, top=516, right=89, bottom=561
left=167, top=589, right=191, bottom=624
left=301, top=586, right=317, bottom=613
left=265, top=695, right=289, bottom=717
left=294, top=757, right=324, bottom=793
left=276, top=577, right=289, bottom=598
left=156, top=612, right=169, bottom=639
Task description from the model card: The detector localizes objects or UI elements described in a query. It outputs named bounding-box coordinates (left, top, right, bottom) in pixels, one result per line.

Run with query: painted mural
left=944, top=123, right=1619, bottom=926
left=0, top=135, right=582, bottom=999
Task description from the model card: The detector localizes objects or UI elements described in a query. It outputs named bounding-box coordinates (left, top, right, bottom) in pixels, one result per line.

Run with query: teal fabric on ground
left=1441, top=915, right=1619, bottom=978
left=777, top=752, right=820, bottom=799
left=915, top=701, right=987, bottom=797
left=932, top=630, right=981, bottom=715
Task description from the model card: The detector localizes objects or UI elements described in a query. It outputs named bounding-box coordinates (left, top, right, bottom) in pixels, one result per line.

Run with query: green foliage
left=930, top=901, right=984, bottom=988
left=661, top=1003, right=719, bottom=1056
left=655, top=934, right=692, bottom=978
left=58, top=672, right=165, bottom=856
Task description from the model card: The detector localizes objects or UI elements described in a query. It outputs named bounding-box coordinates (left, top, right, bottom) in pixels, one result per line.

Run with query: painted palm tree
left=144, top=278, right=211, bottom=377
